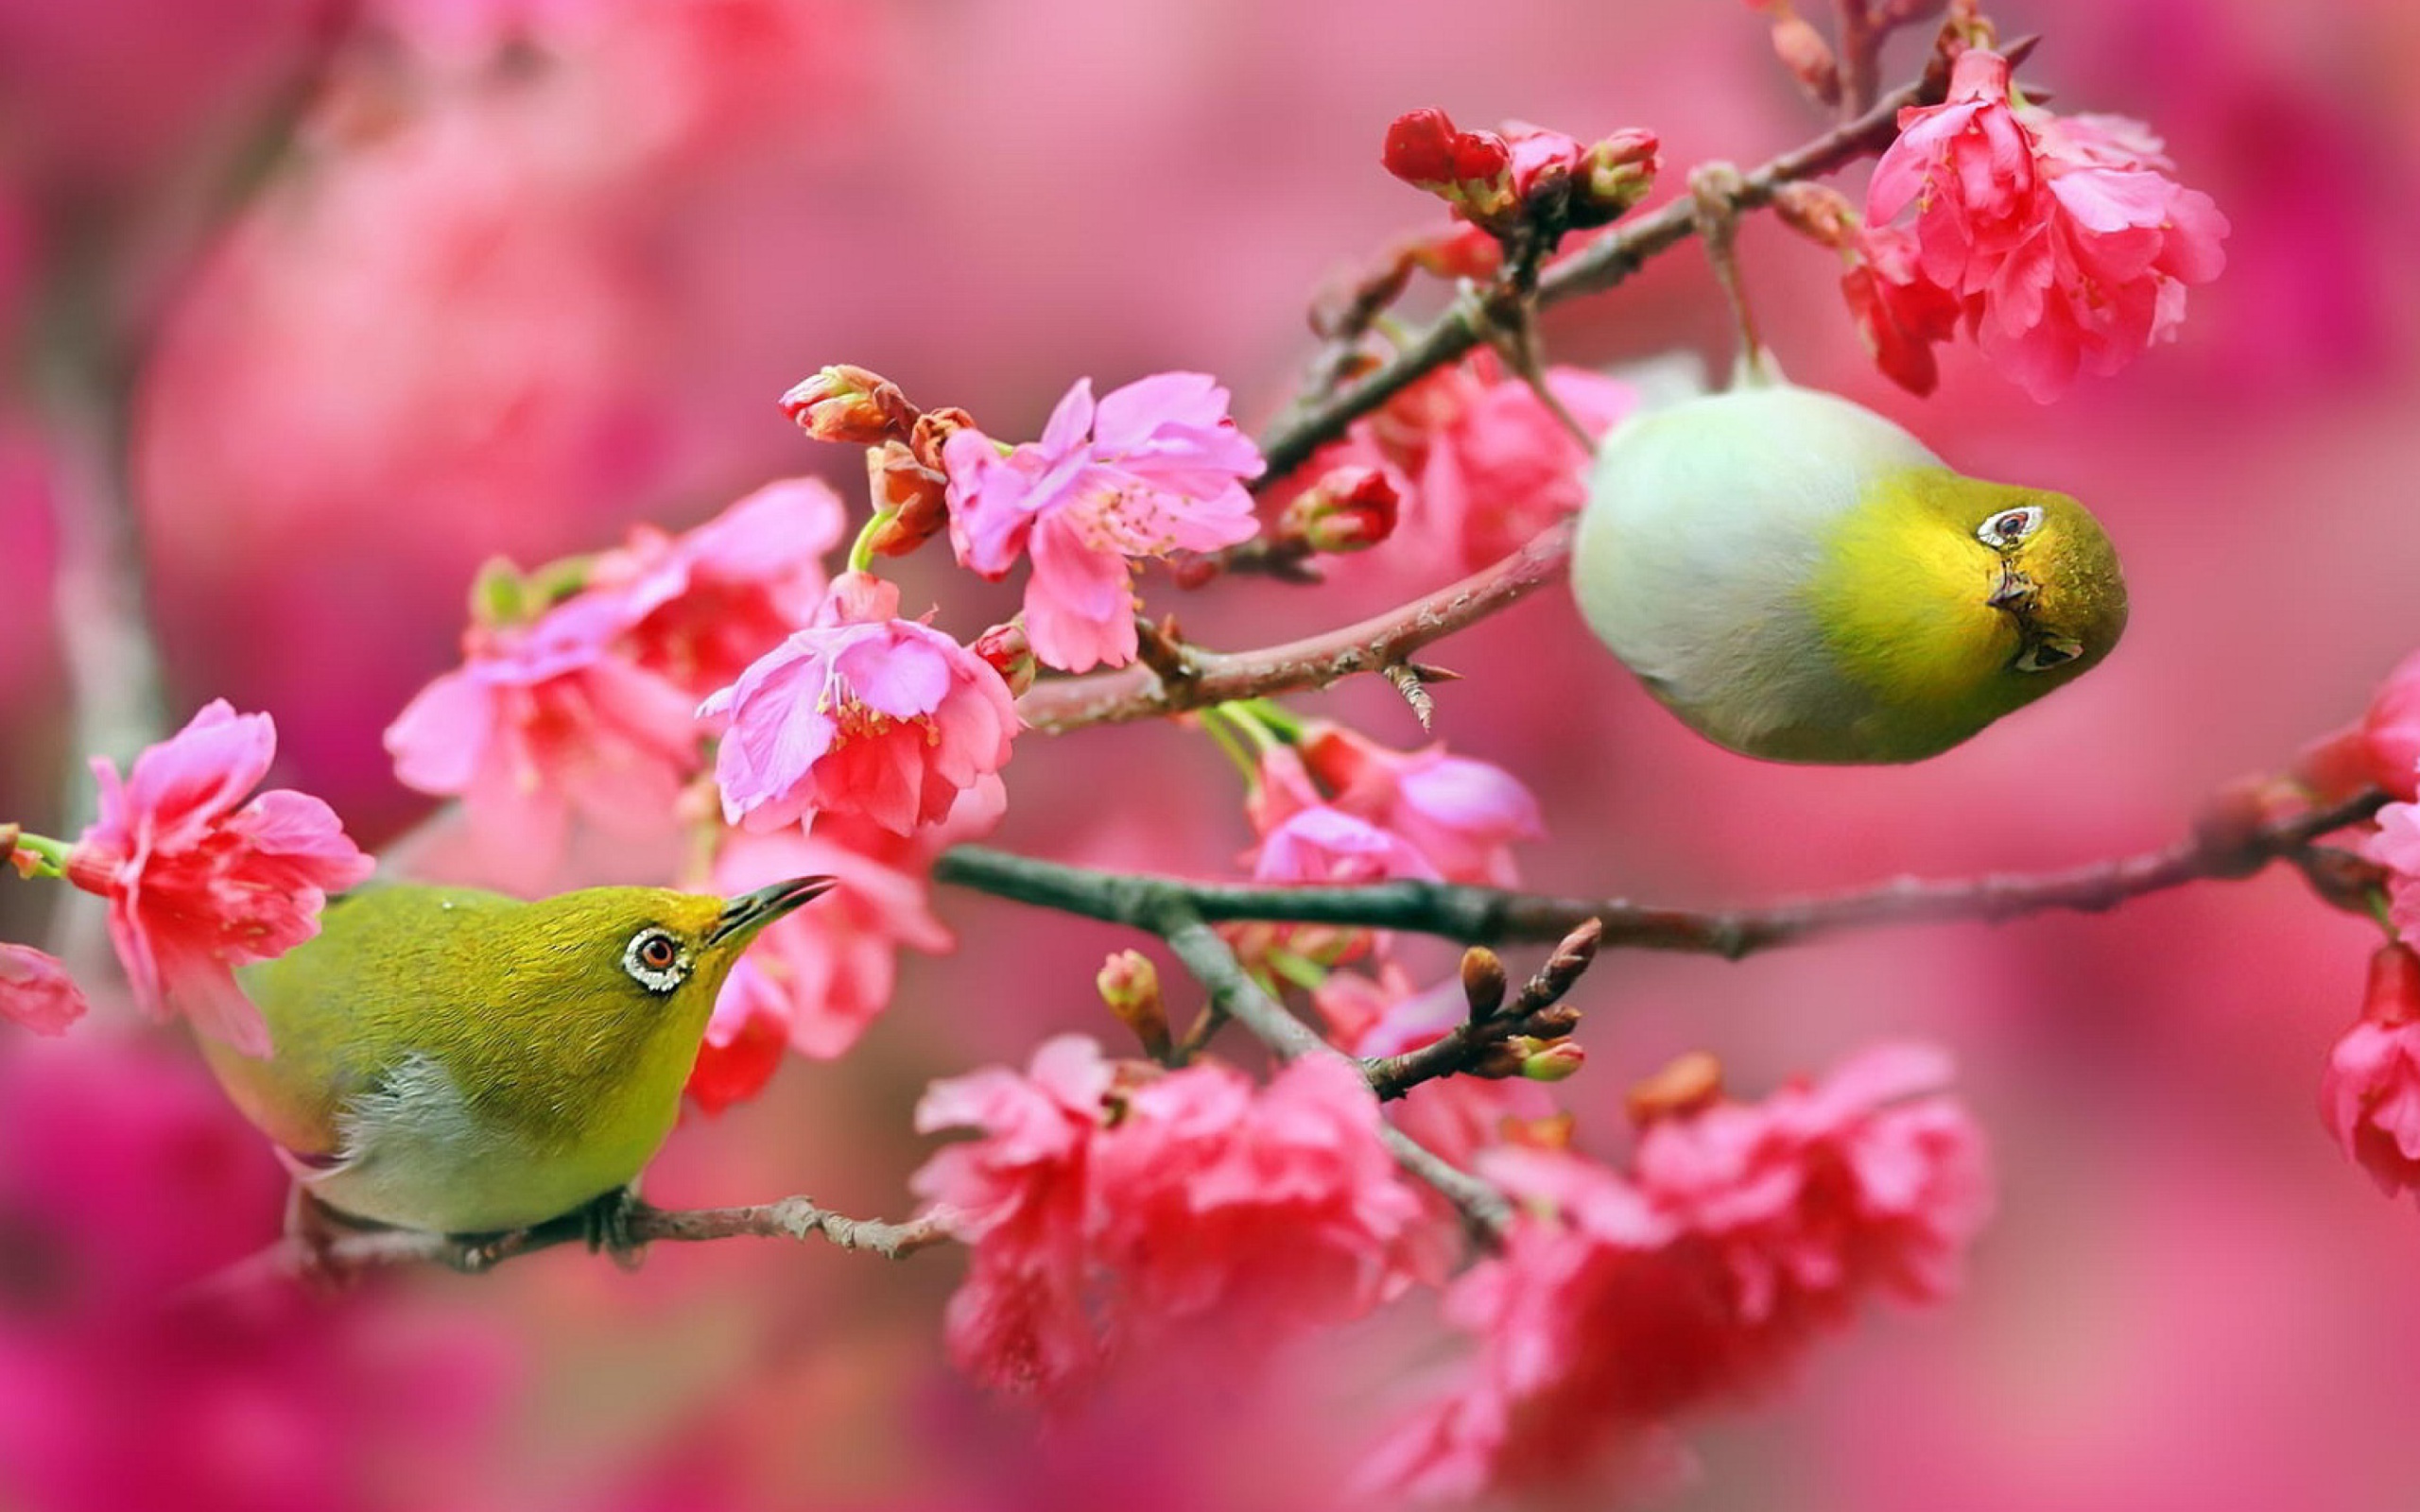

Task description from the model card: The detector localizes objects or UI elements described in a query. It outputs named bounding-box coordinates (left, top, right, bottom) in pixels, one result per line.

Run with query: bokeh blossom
left=0, top=943, right=88, bottom=1035
left=2361, top=646, right=2420, bottom=799
left=1297, top=721, right=1543, bottom=887
left=1854, top=46, right=2228, bottom=400
left=942, top=372, right=1263, bottom=673
left=1285, top=354, right=1634, bottom=577
left=703, top=572, right=1019, bottom=837
left=2321, top=943, right=2420, bottom=1198
left=65, top=701, right=373, bottom=1056
left=2369, top=802, right=2420, bottom=947
left=385, top=592, right=700, bottom=888
left=1366, top=1044, right=1989, bottom=1500
left=911, top=1038, right=1422, bottom=1401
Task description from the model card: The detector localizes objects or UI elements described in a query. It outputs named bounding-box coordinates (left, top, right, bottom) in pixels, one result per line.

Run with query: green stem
left=845, top=511, right=890, bottom=575
left=9, top=831, right=72, bottom=880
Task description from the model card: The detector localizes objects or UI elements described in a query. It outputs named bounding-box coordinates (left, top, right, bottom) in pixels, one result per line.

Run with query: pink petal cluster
left=685, top=780, right=1003, bottom=1112
left=1365, top=1044, right=1989, bottom=1501
left=941, top=372, right=1264, bottom=674
left=385, top=480, right=844, bottom=885
left=2321, top=943, right=2420, bottom=1197
left=587, top=477, right=843, bottom=698
left=0, top=943, right=90, bottom=1035
left=702, top=572, right=1019, bottom=837
left=1298, top=721, right=1543, bottom=887
left=910, top=1038, right=1423, bottom=1401
left=2360, top=646, right=2420, bottom=800
left=2366, top=806, right=2420, bottom=965
left=1289, top=353, right=1634, bottom=576
left=1854, top=47, right=2229, bottom=401
left=65, top=701, right=374, bottom=1056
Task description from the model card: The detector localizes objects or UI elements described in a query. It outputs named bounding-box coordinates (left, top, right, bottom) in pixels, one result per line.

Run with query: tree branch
left=1017, top=520, right=1574, bottom=732
left=1155, top=908, right=1513, bottom=1237
left=194, top=1195, right=954, bottom=1294
left=935, top=788, right=2388, bottom=955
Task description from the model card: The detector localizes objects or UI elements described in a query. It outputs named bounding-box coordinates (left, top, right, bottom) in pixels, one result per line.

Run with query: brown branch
left=191, top=1195, right=954, bottom=1294
left=1017, top=519, right=1574, bottom=732
left=936, top=788, right=2389, bottom=954
left=1361, top=924, right=1601, bottom=1101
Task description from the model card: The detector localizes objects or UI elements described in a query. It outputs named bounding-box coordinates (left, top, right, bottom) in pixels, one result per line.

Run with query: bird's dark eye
left=2014, top=637, right=2083, bottom=674
left=1978, top=506, right=2046, bottom=547
left=623, top=929, right=690, bottom=993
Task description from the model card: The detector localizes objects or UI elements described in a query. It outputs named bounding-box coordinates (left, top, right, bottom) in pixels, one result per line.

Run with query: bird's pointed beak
left=709, top=875, right=837, bottom=947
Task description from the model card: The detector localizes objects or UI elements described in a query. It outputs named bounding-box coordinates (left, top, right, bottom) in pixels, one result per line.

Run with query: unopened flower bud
left=2290, top=724, right=2376, bottom=803
left=1098, top=949, right=1172, bottom=1059
left=863, top=441, right=951, bottom=558
left=1770, top=12, right=1841, bottom=106
left=1574, top=129, right=1659, bottom=225
left=1382, top=108, right=1517, bottom=232
left=2364, top=943, right=2420, bottom=1029
left=908, top=406, right=977, bottom=472
left=1523, top=1003, right=1582, bottom=1040
left=1512, top=1037, right=1586, bottom=1081
left=972, top=620, right=1036, bottom=698
left=1626, top=1049, right=1725, bottom=1125
left=1279, top=466, right=1400, bottom=555
left=1771, top=182, right=1860, bottom=250
left=1461, top=946, right=1508, bottom=1022
left=780, top=364, right=912, bottom=444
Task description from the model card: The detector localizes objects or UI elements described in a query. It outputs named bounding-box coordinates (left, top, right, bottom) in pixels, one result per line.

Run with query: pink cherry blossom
left=1364, top=1044, right=1989, bottom=1501
left=385, top=591, right=701, bottom=890
left=910, top=1035, right=1115, bottom=1401
left=2321, top=943, right=2420, bottom=1197
left=0, top=943, right=90, bottom=1035
left=586, top=476, right=846, bottom=699
left=686, top=814, right=957, bottom=1109
left=1855, top=47, right=2228, bottom=400
left=2360, top=646, right=2420, bottom=800
left=64, top=701, right=374, bottom=1056
left=1086, top=1055, right=1424, bottom=1353
left=1298, top=721, right=1542, bottom=886
left=702, top=572, right=1018, bottom=837
left=2367, top=803, right=2420, bottom=948
left=910, top=1039, right=1422, bottom=1401
left=1297, top=353, right=1633, bottom=576
left=941, top=372, right=1264, bottom=673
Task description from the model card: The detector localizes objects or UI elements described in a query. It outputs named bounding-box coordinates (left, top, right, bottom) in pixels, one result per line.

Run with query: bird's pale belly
left=308, top=1052, right=670, bottom=1233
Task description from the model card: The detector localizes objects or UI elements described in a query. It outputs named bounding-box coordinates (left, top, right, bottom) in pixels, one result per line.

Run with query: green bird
left=202, top=876, right=831, bottom=1240
left=1570, top=379, right=2128, bottom=763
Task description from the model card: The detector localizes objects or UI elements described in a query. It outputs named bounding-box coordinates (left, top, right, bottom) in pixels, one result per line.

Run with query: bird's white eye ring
left=1978, top=506, right=2046, bottom=547
left=624, top=929, right=690, bottom=993
left=2014, top=637, right=2083, bottom=674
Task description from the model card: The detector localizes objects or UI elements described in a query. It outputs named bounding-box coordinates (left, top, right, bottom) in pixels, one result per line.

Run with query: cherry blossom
left=702, top=572, right=1019, bottom=837
left=942, top=372, right=1263, bottom=673
left=2321, top=943, right=2420, bottom=1197
left=64, top=701, right=374, bottom=1056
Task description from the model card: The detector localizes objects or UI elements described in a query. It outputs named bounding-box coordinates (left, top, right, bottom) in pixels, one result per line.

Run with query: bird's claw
left=581, top=1185, right=651, bottom=1272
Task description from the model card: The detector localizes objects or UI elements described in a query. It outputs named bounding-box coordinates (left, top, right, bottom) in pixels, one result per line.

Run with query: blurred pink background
left=5, top=0, right=2420, bottom=1506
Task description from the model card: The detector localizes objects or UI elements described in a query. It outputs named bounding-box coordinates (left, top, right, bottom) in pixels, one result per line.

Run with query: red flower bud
left=1573, top=129, right=1659, bottom=226
left=972, top=620, right=1036, bottom=698
left=1513, top=1038, right=1586, bottom=1082
left=780, top=364, right=913, bottom=444
left=1278, top=466, right=1399, bottom=555
left=864, top=441, right=951, bottom=558
left=1382, top=108, right=1518, bottom=232
left=1098, top=949, right=1171, bottom=1059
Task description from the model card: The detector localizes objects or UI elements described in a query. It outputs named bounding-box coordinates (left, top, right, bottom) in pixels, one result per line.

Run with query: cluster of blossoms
left=908, top=1037, right=1425, bottom=1401
left=1, top=702, right=373, bottom=1055
left=1842, top=45, right=2229, bottom=400
left=1364, top=1045, right=1992, bottom=1500
left=2316, top=648, right=2420, bottom=1195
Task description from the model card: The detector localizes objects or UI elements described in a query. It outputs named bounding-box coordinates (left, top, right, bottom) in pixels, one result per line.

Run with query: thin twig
left=1156, top=910, right=1512, bottom=1236
left=191, top=1196, right=954, bottom=1295
left=1017, top=520, right=1576, bottom=732
left=935, top=788, right=2389, bottom=955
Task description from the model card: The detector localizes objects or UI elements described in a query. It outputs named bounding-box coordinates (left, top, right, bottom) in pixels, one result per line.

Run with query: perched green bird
left=202, top=876, right=831, bottom=1238
left=1570, top=379, right=2127, bottom=763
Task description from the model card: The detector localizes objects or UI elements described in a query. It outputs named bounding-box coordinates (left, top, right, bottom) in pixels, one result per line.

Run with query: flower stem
left=7, top=831, right=71, bottom=880
left=846, top=510, right=892, bottom=575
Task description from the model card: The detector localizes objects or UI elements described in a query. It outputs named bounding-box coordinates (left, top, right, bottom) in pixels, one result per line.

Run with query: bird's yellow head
left=1807, top=467, right=2128, bottom=760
